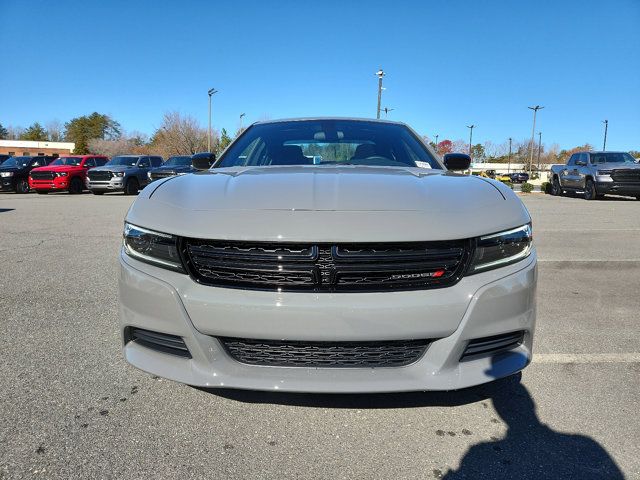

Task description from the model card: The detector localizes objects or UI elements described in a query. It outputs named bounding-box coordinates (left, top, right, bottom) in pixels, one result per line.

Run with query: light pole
left=382, top=107, right=394, bottom=117
left=239, top=113, right=246, bottom=131
left=207, top=88, right=218, bottom=152
left=537, top=131, right=542, bottom=171
left=434, top=134, right=439, bottom=152
left=527, top=105, right=544, bottom=176
left=507, top=137, right=512, bottom=174
left=375, top=69, right=385, bottom=119
left=602, top=119, right=608, bottom=151
left=467, top=124, right=475, bottom=159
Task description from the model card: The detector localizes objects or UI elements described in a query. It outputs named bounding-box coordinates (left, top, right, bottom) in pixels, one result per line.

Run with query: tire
left=124, top=178, right=139, bottom=195
left=36, top=190, right=49, bottom=195
left=68, top=177, right=83, bottom=194
left=636, top=196, right=640, bottom=201
left=91, top=190, right=104, bottom=195
left=551, top=176, right=562, bottom=196
left=15, top=178, right=30, bottom=194
left=583, top=178, right=597, bottom=200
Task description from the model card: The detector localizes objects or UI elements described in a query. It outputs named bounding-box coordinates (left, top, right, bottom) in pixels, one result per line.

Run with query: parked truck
left=549, top=151, right=640, bottom=200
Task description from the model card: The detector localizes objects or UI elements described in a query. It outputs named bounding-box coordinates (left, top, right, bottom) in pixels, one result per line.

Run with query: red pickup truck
left=29, top=155, right=109, bottom=194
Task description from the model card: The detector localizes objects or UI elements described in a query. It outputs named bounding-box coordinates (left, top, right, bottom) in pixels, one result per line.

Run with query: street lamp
left=207, top=88, right=218, bottom=152
left=527, top=105, right=544, bottom=176
left=382, top=107, right=394, bottom=118
left=602, top=120, right=608, bottom=151
left=537, top=132, right=542, bottom=171
left=467, top=124, right=475, bottom=159
left=239, top=113, right=246, bottom=131
left=507, top=137, right=512, bottom=174
left=375, top=69, right=385, bottom=119
left=434, top=134, right=439, bottom=151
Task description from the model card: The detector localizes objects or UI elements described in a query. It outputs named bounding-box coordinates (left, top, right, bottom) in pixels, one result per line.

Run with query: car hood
left=127, top=166, right=531, bottom=242
left=31, top=165, right=83, bottom=173
left=151, top=165, right=194, bottom=173
left=91, top=165, right=135, bottom=172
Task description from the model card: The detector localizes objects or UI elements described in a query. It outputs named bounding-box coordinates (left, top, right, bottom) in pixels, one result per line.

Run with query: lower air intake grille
left=461, top=331, right=524, bottom=360
left=125, top=327, right=191, bottom=358
left=218, top=337, right=430, bottom=368
left=87, top=170, right=113, bottom=181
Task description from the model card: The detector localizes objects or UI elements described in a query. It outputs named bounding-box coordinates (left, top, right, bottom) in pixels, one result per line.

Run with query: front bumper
left=1, top=177, right=16, bottom=190
left=119, top=249, right=537, bottom=392
left=87, top=177, right=124, bottom=191
left=29, top=177, right=69, bottom=191
left=596, top=181, right=640, bottom=196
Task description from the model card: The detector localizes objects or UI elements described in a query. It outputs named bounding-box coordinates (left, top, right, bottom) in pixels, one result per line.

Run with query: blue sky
left=1, top=0, right=639, bottom=151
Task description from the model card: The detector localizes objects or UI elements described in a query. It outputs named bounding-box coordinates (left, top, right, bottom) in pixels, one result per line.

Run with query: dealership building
left=0, top=140, right=75, bottom=157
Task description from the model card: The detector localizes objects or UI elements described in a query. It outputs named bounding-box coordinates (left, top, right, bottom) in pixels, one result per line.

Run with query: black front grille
left=87, top=170, right=113, bottom=181
left=611, top=169, right=640, bottom=183
left=181, top=239, right=471, bottom=292
left=125, top=327, right=191, bottom=358
left=219, top=337, right=430, bottom=368
left=30, top=171, right=56, bottom=180
left=150, top=171, right=176, bottom=180
left=461, top=331, right=524, bottom=360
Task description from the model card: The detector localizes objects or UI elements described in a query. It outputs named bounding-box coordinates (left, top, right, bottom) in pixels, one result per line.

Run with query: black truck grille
left=180, top=239, right=472, bottom=292
left=87, top=171, right=113, bottom=181
left=219, top=337, right=430, bottom=368
left=30, top=171, right=56, bottom=180
left=611, top=169, right=640, bottom=184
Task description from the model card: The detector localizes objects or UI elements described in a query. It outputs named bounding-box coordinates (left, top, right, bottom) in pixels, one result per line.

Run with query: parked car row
left=0, top=154, right=197, bottom=195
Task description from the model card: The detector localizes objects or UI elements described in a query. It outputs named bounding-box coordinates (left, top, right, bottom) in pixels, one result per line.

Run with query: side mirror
left=576, top=160, right=586, bottom=166
left=443, top=153, right=471, bottom=171
left=192, top=152, right=216, bottom=170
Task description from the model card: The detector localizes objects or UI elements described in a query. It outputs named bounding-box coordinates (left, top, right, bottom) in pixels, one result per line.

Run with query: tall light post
left=527, top=105, right=544, bottom=176
left=537, top=131, right=542, bottom=171
left=375, top=69, right=385, bottom=119
left=434, top=134, right=439, bottom=152
left=207, top=88, right=218, bottom=152
left=239, top=113, right=246, bottom=131
left=507, top=137, right=512, bottom=174
left=467, top=124, right=475, bottom=160
left=602, top=119, right=608, bottom=151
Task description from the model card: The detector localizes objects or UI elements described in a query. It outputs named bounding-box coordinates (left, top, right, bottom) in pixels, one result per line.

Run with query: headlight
left=114, top=172, right=125, bottom=177
left=56, top=172, right=68, bottom=177
left=147, top=171, right=152, bottom=179
left=469, top=224, right=532, bottom=273
left=123, top=223, right=184, bottom=272
left=0, top=172, right=14, bottom=177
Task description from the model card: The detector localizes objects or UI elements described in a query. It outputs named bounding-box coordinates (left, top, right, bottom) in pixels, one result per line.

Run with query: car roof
left=252, top=117, right=407, bottom=127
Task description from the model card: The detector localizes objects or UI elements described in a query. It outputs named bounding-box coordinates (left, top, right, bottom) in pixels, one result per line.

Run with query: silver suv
left=87, top=155, right=163, bottom=195
left=119, top=118, right=537, bottom=393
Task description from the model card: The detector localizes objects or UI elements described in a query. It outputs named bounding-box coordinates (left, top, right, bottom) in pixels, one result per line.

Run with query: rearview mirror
left=443, top=153, right=471, bottom=171
left=192, top=152, right=216, bottom=170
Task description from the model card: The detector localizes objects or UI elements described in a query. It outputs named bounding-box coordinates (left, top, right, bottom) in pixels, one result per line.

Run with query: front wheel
left=584, top=178, right=597, bottom=200
left=68, top=177, right=83, bottom=194
left=551, top=176, right=562, bottom=196
left=124, top=178, right=139, bottom=195
left=15, top=179, right=30, bottom=194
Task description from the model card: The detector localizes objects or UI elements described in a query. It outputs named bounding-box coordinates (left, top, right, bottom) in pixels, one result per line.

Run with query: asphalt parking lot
left=0, top=191, right=638, bottom=479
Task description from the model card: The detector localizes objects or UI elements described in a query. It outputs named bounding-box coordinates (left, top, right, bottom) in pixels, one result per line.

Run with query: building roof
left=0, top=139, right=75, bottom=149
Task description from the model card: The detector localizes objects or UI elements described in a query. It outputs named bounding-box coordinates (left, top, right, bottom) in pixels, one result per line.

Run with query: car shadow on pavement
left=198, top=354, right=624, bottom=479
left=0, top=208, right=15, bottom=212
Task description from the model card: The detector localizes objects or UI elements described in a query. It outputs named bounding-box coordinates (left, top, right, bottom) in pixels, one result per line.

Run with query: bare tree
left=87, top=137, right=141, bottom=157
left=46, top=120, right=64, bottom=142
left=149, top=112, right=214, bottom=158
left=5, top=125, right=25, bottom=140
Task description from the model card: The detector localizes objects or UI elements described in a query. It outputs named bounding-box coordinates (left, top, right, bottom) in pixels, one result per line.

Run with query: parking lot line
left=533, top=353, right=640, bottom=364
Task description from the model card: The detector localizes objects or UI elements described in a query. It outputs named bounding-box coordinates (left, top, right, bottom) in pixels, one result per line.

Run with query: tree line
left=1, top=116, right=637, bottom=162
left=0, top=112, right=238, bottom=158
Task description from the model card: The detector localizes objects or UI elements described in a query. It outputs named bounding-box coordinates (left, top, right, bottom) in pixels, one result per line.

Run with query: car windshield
left=50, top=157, right=83, bottom=166
left=163, top=156, right=192, bottom=167
left=216, top=120, right=442, bottom=169
left=1, top=156, right=32, bottom=168
left=591, top=152, right=636, bottom=164
left=107, top=156, right=139, bottom=166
